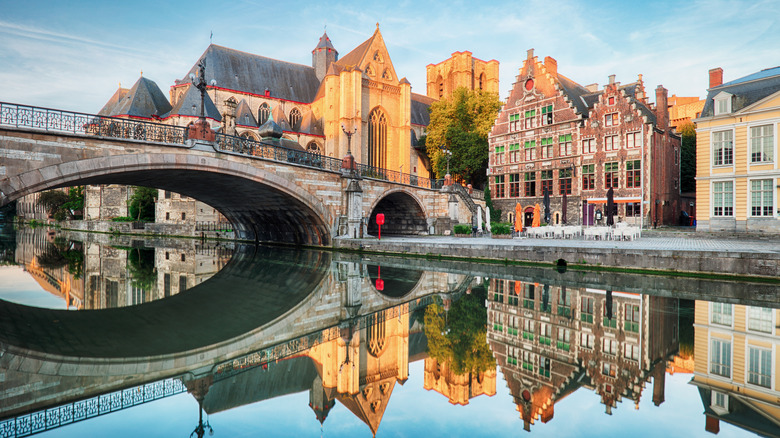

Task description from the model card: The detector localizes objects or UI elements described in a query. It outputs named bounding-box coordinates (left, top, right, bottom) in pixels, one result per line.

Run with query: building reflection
left=691, top=301, right=780, bottom=436
left=13, top=227, right=232, bottom=309
left=486, top=279, right=679, bottom=431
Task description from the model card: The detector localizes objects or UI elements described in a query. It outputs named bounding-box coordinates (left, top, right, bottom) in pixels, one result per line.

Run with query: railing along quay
left=0, top=102, right=441, bottom=190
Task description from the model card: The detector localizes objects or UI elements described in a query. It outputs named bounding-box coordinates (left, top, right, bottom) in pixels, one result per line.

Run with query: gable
left=336, top=27, right=398, bottom=85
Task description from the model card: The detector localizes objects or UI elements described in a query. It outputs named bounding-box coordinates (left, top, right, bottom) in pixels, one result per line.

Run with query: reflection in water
left=1, top=227, right=779, bottom=437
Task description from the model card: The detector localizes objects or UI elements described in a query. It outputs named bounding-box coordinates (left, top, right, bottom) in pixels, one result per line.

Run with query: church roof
left=314, top=31, right=337, bottom=53
left=97, top=86, right=128, bottom=116
left=411, top=93, right=435, bottom=126
left=181, top=45, right=321, bottom=104
left=235, top=99, right=256, bottom=127
left=108, top=76, right=172, bottom=118
left=167, top=83, right=221, bottom=122
left=336, top=31, right=376, bottom=68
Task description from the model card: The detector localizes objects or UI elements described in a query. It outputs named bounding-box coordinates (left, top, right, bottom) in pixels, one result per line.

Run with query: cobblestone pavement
left=371, top=234, right=780, bottom=254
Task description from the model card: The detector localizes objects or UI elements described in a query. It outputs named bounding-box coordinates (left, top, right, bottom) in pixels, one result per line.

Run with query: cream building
left=694, top=66, right=780, bottom=233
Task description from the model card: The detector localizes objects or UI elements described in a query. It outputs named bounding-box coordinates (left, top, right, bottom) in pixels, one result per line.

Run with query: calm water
left=0, top=225, right=778, bottom=438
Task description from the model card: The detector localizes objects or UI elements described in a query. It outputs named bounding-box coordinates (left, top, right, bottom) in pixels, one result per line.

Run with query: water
left=0, top=225, right=777, bottom=437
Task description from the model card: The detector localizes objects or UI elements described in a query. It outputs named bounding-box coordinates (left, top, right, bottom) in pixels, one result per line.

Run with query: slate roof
left=97, top=87, right=128, bottom=116
left=410, top=93, right=434, bottom=126
left=167, top=83, right=221, bottom=121
left=577, top=82, right=656, bottom=125
left=336, top=31, right=375, bottom=68
left=556, top=74, right=591, bottom=115
left=235, top=99, right=256, bottom=127
left=314, top=31, right=337, bottom=52
left=108, top=76, right=172, bottom=118
left=181, top=45, right=321, bottom=103
left=700, top=66, right=780, bottom=117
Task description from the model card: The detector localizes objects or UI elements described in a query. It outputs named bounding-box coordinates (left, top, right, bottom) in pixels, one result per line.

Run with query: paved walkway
left=367, top=232, right=780, bottom=255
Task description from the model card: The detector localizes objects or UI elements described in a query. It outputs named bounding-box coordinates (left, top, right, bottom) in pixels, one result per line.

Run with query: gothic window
left=306, top=141, right=321, bottom=154
left=257, top=103, right=270, bottom=125
left=289, top=108, right=301, bottom=131
left=479, top=73, right=485, bottom=90
left=382, top=69, right=392, bottom=80
left=367, top=313, right=386, bottom=357
left=368, top=108, right=387, bottom=169
left=373, top=51, right=384, bottom=62
left=437, top=75, right=444, bottom=98
left=366, top=64, right=376, bottom=77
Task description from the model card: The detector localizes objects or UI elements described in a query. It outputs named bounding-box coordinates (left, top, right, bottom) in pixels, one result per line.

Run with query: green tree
left=425, top=87, right=501, bottom=188
left=62, top=186, right=84, bottom=219
left=128, top=187, right=158, bottom=221
left=679, top=122, right=696, bottom=193
left=127, top=248, right=157, bottom=292
left=484, top=186, right=501, bottom=222
left=37, top=190, right=69, bottom=219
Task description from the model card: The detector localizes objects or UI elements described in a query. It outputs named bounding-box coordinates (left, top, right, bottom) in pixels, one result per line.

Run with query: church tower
left=312, top=31, right=338, bottom=82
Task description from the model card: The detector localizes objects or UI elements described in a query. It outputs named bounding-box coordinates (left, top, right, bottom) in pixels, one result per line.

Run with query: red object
left=376, top=266, right=384, bottom=290
left=376, top=213, right=385, bottom=240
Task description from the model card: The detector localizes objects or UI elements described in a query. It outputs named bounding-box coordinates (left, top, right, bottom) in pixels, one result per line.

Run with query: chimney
left=585, top=83, right=599, bottom=92
left=608, top=74, right=616, bottom=85
left=527, top=48, right=534, bottom=60
left=656, top=85, right=669, bottom=131
left=544, top=56, right=557, bottom=76
left=709, top=68, right=723, bottom=88
left=705, top=415, right=720, bottom=435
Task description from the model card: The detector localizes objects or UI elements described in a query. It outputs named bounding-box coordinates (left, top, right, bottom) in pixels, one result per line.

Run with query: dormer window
left=714, top=92, right=732, bottom=115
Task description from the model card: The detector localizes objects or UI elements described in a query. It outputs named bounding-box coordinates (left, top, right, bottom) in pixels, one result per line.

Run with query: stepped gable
left=700, top=66, right=780, bottom=117
left=181, top=44, right=320, bottom=103
left=167, top=83, right=221, bottom=121
left=579, top=81, right=656, bottom=124
left=235, top=99, right=256, bottom=127
left=109, top=76, right=172, bottom=118
left=97, top=86, right=129, bottom=116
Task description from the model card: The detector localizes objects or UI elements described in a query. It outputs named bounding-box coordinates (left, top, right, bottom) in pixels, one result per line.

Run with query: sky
left=0, top=0, right=778, bottom=115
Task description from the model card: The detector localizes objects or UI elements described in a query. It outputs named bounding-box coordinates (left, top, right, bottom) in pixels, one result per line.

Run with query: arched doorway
left=368, top=192, right=427, bottom=236
left=368, top=108, right=387, bottom=169
left=524, top=206, right=535, bottom=227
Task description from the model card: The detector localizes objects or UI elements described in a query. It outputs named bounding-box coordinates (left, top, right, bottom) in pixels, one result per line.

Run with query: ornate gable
left=336, top=24, right=398, bottom=85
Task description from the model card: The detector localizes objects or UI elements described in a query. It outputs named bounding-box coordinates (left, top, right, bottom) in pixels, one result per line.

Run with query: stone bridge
left=0, top=104, right=473, bottom=244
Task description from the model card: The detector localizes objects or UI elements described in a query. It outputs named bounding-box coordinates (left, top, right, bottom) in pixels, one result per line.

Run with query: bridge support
left=342, top=171, right=364, bottom=239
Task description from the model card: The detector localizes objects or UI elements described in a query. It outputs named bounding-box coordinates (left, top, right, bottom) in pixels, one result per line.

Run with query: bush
left=491, top=222, right=511, bottom=235
left=453, top=224, right=471, bottom=235
left=111, top=216, right=134, bottom=222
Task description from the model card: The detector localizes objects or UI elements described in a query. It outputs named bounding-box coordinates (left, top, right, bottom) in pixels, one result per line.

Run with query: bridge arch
left=4, top=153, right=333, bottom=245
left=367, top=189, right=428, bottom=236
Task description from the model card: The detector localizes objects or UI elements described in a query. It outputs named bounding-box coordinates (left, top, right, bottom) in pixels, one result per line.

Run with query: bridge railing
left=215, top=132, right=444, bottom=190
left=0, top=102, right=187, bottom=145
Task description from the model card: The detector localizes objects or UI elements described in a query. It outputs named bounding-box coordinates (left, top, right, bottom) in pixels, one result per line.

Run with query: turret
left=312, top=31, right=338, bottom=82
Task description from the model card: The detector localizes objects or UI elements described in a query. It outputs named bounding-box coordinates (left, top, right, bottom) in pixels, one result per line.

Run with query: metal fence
left=0, top=102, right=187, bottom=145
left=0, top=377, right=186, bottom=438
left=0, top=101, right=442, bottom=191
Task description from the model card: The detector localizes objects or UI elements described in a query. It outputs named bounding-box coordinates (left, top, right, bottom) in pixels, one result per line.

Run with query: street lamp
left=341, top=124, right=357, bottom=155
left=441, top=145, right=452, bottom=176
left=188, top=59, right=208, bottom=123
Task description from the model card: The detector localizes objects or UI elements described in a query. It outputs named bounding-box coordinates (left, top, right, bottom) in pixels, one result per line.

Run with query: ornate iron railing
left=0, top=102, right=187, bottom=145
left=0, top=377, right=186, bottom=438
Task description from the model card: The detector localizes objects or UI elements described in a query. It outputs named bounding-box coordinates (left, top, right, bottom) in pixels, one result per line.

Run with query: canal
left=0, top=225, right=777, bottom=437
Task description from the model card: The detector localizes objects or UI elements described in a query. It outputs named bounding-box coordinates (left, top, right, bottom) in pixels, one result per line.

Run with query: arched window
left=366, top=64, right=375, bottom=77
left=257, top=103, right=270, bottom=125
left=289, top=108, right=301, bottom=131
left=479, top=73, right=485, bottom=90
left=382, top=69, right=392, bottom=81
left=368, top=108, right=387, bottom=169
left=239, top=131, right=257, bottom=141
left=437, top=75, right=444, bottom=98
left=306, top=141, right=321, bottom=154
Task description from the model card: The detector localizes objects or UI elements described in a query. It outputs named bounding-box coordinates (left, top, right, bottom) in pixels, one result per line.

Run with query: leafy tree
left=425, top=87, right=501, bottom=188
left=679, top=122, right=696, bottom=193
left=37, top=190, right=69, bottom=219
left=128, top=187, right=158, bottom=222
left=62, top=186, right=84, bottom=219
left=484, top=187, right=501, bottom=222
left=127, top=248, right=157, bottom=292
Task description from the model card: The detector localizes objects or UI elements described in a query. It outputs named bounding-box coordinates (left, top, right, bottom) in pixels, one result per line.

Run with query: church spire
left=312, top=31, right=338, bottom=82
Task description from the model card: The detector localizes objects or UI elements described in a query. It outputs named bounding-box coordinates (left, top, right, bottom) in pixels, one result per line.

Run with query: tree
left=425, top=87, right=501, bottom=188
left=128, top=187, right=158, bottom=222
left=484, top=186, right=501, bottom=222
left=679, top=122, right=696, bottom=194
left=37, top=190, right=69, bottom=220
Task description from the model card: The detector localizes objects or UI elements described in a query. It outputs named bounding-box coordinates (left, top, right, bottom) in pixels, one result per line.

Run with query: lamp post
left=341, top=124, right=357, bottom=171
left=341, top=124, right=357, bottom=155
left=189, top=59, right=208, bottom=122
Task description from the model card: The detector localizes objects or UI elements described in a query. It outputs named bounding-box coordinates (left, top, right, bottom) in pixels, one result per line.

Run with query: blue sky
left=0, top=0, right=778, bottom=114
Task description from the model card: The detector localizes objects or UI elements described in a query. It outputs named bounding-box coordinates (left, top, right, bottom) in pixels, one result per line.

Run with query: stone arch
left=366, top=264, right=424, bottom=300
left=367, top=189, right=427, bottom=236
left=4, top=154, right=333, bottom=245
left=368, top=107, right=387, bottom=170
left=306, top=141, right=321, bottom=154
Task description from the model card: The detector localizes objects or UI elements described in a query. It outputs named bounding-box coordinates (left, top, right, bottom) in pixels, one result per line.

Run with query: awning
left=586, top=197, right=641, bottom=204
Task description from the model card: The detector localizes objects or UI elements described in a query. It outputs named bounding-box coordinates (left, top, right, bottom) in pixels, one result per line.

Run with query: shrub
left=453, top=224, right=471, bottom=235
left=111, top=216, right=134, bottom=222
left=491, top=222, right=511, bottom=235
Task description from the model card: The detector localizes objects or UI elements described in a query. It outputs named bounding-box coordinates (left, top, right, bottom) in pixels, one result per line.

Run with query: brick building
left=488, top=50, right=681, bottom=227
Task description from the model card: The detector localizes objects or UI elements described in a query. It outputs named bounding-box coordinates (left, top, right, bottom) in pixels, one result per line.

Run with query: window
left=714, top=95, right=731, bottom=115
left=557, top=328, right=571, bottom=351
left=605, top=162, right=619, bottom=188
left=181, top=212, right=186, bottom=220
left=559, top=134, right=572, bottom=156
left=493, top=144, right=505, bottom=166
left=751, top=125, right=774, bottom=163
left=748, top=346, right=771, bottom=388
left=627, top=131, right=640, bottom=149
left=522, top=350, right=534, bottom=370
left=557, top=288, right=571, bottom=317
left=509, top=173, right=521, bottom=197
left=541, top=170, right=553, bottom=195
left=605, top=135, right=618, bottom=151
left=179, top=275, right=187, bottom=293
left=602, top=338, right=618, bottom=356
left=164, top=190, right=171, bottom=199
left=524, top=140, right=536, bottom=161
left=580, top=332, right=595, bottom=349
left=713, top=130, right=733, bottom=166
left=747, top=306, right=773, bottom=333
left=605, top=113, right=618, bottom=127
left=608, top=96, right=615, bottom=105
left=539, top=323, right=552, bottom=346
left=368, top=108, right=387, bottom=169
left=713, top=181, right=734, bottom=217
left=626, top=160, right=641, bottom=188
left=508, top=142, right=520, bottom=163
left=540, top=137, right=553, bottom=159
left=494, top=175, right=505, bottom=198
left=492, top=279, right=505, bottom=302
left=559, top=168, right=572, bottom=195
left=541, top=104, right=553, bottom=125
left=581, top=296, right=594, bottom=323
left=510, top=113, right=520, bottom=131
left=582, top=138, right=595, bottom=154
left=625, top=304, right=640, bottom=332
left=165, top=212, right=170, bottom=220
left=626, top=202, right=641, bottom=217
left=523, top=284, right=535, bottom=309
left=180, top=253, right=186, bottom=262
left=602, top=363, right=617, bottom=377
left=524, top=109, right=537, bottom=129
left=307, top=141, right=321, bottom=154
left=750, top=179, right=773, bottom=216
left=524, top=172, right=536, bottom=197
left=523, top=318, right=535, bottom=340
left=624, top=343, right=640, bottom=361
left=538, top=356, right=551, bottom=378
left=710, top=338, right=731, bottom=377
left=711, top=302, right=733, bottom=326
left=164, top=273, right=171, bottom=297
left=582, top=164, right=595, bottom=190
left=258, top=103, right=270, bottom=125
